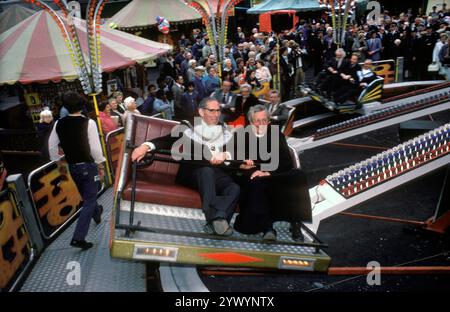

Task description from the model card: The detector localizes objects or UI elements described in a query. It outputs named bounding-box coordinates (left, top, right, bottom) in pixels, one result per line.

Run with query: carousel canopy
left=109, top=0, right=201, bottom=29
left=0, top=10, right=171, bottom=85
left=0, top=4, right=36, bottom=34
left=247, top=0, right=323, bottom=14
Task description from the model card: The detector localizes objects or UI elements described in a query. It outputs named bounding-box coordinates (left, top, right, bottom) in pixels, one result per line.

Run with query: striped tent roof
left=109, top=0, right=201, bottom=29
left=0, top=10, right=171, bottom=85
left=0, top=4, right=36, bottom=34
left=247, top=0, right=322, bottom=14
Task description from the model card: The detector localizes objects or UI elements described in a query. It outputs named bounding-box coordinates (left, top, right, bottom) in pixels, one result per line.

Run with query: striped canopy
left=109, top=0, right=201, bottom=29
left=247, top=0, right=322, bottom=14
left=0, top=10, right=171, bottom=85
left=0, top=4, right=36, bottom=34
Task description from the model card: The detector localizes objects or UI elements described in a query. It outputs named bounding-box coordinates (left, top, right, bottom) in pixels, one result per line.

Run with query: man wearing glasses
left=131, top=98, right=239, bottom=236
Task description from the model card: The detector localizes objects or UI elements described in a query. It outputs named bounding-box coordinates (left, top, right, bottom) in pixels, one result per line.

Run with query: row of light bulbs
left=326, top=124, right=450, bottom=197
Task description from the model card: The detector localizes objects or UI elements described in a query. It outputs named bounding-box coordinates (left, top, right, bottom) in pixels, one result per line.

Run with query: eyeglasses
left=203, top=108, right=221, bottom=113
left=253, top=119, right=269, bottom=124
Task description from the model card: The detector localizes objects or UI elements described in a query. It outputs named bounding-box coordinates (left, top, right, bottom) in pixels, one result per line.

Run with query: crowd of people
left=37, top=5, right=450, bottom=249
left=97, top=5, right=450, bottom=125
left=38, top=5, right=450, bottom=140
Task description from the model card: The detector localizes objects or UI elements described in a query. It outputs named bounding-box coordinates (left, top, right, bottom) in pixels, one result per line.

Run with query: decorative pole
left=276, top=34, right=281, bottom=94
left=23, top=0, right=113, bottom=185
left=321, top=0, right=356, bottom=47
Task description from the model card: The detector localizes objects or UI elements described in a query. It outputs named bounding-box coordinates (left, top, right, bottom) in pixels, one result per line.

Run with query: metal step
left=112, top=201, right=331, bottom=272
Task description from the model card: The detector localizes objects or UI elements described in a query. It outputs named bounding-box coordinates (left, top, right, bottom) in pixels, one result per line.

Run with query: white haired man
left=232, top=105, right=311, bottom=241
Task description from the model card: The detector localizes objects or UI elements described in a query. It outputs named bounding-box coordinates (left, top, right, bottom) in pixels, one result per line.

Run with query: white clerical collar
left=251, top=126, right=267, bottom=137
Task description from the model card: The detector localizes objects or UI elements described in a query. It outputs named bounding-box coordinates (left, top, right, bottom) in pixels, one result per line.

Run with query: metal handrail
left=115, top=223, right=328, bottom=250
left=105, top=127, right=125, bottom=179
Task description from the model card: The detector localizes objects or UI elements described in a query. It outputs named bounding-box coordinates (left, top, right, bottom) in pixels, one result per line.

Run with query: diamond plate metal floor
left=20, top=188, right=146, bottom=292
left=118, top=201, right=323, bottom=257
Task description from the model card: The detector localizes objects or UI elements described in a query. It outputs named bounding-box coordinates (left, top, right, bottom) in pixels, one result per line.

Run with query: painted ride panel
left=110, top=114, right=331, bottom=271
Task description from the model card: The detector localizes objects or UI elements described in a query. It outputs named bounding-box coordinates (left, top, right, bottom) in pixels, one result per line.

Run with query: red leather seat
left=122, top=116, right=202, bottom=209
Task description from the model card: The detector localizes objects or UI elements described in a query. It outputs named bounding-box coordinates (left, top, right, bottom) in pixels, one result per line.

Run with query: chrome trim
left=105, top=127, right=125, bottom=146
left=105, top=127, right=125, bottom=178
left=288, top=144, right=301, bottom=169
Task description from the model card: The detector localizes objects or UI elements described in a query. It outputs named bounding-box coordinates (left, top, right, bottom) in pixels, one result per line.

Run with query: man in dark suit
left=334, top=58, right=377, bottom=105
left=266, top=90, right=290, bottom=127
left=367, top=31, right=383, bottom=61
left=172, top=75, right=185, bottom=120
left=210, top=80, right=236, bottom=123
left=279, top=47, right=294, bottom=101
left=332, top=53, right=362, bottom=104
left=316, top=48, right=351, bottom=98
left=192, top=66, right=208, bottom=101
left=308, top=31, right=325, bottom=76
left=384, top=24, right=400, bottom=59
left=160, top=54, right=178, bottom=79
left=232, top=105, right=311, bottom=241
left=233, top=43, right=246, bottom=62
left=132, top=98, right=239, bottom=236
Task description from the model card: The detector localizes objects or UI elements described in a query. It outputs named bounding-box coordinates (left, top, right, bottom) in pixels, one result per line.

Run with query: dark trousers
left=281, top=77, right=293, bottom=102
left=334, top=81, right=358, bottom=104
left=234, top=169, right=312, bottom=234
left=189, top=167, right=240, bottom=223
left=68, top=162, right=100, bottom=241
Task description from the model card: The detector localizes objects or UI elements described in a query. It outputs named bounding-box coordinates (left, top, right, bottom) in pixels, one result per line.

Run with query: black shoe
left=93, top=205, right=103, bottom=225
left=262, top=229, right=277, bottom=241
left=70, top=239, right=93, bottom=250
left=212, top=219, right=233, bottom=236
left=290, top=222, right=304, bottom=242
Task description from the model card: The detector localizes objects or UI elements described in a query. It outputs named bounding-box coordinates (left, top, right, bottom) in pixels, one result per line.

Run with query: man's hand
left=132, top=144, right=151, bottom=162
left=210, top=152, right=227, bottom=165
left=250, top=170, right=271, bottom=180
left=240, top=159, right=255, bottom=170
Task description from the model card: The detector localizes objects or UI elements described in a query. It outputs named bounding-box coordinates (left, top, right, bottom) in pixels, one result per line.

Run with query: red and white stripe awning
left=109, top=0, right=201, bottom=29
left=0, top=4, right=36, bottom=34
left=0, top=10, right=172, bottom=85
